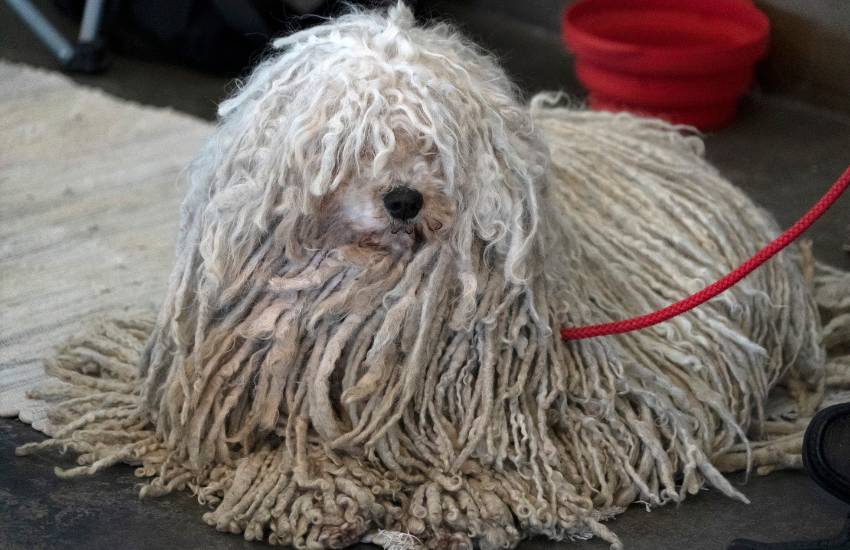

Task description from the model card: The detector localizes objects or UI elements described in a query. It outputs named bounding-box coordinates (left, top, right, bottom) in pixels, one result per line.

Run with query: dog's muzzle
left=383, top=186, right=423, bottom=221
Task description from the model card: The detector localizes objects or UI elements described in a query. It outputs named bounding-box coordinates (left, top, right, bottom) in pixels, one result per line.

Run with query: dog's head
left=185, top=4, right=549, bottom=309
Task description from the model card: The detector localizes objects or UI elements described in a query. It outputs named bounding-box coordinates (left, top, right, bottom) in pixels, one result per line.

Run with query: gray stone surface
left=2, top=1, right=850, bottom=549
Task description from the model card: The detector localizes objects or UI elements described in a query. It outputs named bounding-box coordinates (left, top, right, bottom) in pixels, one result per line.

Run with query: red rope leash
left=561, top=165, right=850, bottom=341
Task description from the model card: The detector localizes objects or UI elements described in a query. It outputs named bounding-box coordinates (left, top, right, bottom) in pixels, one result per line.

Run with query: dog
left=22, top=4, right=846, bottom=549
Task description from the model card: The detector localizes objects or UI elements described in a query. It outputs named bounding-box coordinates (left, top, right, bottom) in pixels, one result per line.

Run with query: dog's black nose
left=383, top=187, right=423, bottom=220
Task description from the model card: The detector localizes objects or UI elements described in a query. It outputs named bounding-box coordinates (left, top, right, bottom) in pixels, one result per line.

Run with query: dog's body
left=22, top=5, right=847, bottom=549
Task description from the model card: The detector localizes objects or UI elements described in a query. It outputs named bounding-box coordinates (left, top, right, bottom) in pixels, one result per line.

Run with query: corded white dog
left=19, top=4, right=850, bottom=549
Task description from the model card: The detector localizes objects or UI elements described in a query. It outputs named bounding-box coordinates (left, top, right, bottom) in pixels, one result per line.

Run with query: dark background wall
left=5, top=1, right=848, bottom=114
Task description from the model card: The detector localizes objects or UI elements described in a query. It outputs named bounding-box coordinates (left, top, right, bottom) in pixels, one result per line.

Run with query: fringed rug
left=0, top=61, right=211, bottom=433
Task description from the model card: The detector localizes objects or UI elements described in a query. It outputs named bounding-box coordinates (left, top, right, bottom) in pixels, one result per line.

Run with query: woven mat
left=0, top=62, right=211, bottom=433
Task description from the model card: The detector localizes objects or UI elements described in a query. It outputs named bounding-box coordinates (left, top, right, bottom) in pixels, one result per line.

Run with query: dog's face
left=315, top=139, right=455, bottom=258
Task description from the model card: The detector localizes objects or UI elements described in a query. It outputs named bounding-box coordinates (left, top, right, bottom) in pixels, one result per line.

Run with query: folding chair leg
left=4, top=0, right=108, bottom=73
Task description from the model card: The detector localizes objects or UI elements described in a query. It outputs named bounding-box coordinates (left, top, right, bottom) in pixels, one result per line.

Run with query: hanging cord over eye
left=561, top=164, right=850, bottom=341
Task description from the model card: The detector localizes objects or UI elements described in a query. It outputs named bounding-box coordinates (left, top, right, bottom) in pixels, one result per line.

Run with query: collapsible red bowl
left=562, top=0, right=770, bottom=129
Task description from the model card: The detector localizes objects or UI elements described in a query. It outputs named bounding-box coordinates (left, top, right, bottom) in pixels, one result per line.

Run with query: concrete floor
left=2, top=2, right=850, bottom=549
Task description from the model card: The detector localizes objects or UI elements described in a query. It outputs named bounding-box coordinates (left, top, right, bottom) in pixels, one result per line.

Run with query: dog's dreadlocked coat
left=18, top=4, right=850, bottom=549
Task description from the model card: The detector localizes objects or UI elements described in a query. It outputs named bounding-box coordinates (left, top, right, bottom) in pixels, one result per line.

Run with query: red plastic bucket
left=562, top=0, right=770, bottom=129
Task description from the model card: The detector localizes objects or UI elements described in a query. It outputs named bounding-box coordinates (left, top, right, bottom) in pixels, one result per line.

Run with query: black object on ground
left=728, top=404, right=850, bottom=550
